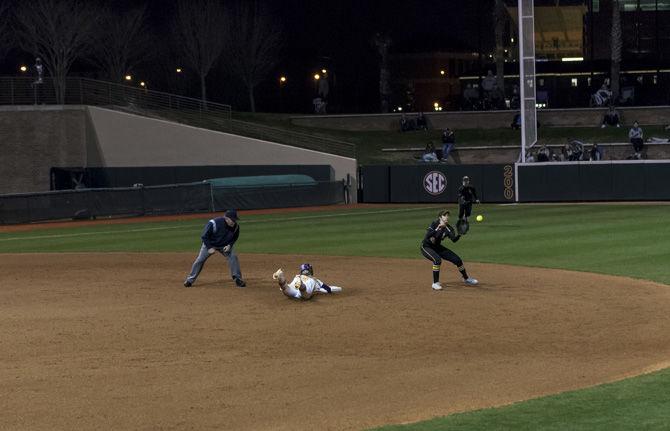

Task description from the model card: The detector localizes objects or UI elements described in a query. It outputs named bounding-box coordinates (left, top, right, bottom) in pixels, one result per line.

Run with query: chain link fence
left=0, top=181, right=346, bottom=225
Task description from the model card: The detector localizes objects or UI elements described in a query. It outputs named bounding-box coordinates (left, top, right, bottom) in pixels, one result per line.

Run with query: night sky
left=2, top=0, right=496, bottom=112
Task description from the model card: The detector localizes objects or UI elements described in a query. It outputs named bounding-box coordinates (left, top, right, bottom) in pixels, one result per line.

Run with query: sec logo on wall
left=423, top=171, right=447, bottom=196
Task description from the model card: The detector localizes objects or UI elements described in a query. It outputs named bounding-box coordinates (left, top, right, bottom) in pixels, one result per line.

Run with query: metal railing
left=0, top=76, right=356, bottom=158
left=229, top=120, right=356, bottom=158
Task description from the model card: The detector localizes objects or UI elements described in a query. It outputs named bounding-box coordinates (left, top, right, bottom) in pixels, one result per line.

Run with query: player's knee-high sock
left=320, top=282, right=332, bottom=293
left=432, top=265, right=440, bottom=283
left=457, top=265, right=469, bottom=280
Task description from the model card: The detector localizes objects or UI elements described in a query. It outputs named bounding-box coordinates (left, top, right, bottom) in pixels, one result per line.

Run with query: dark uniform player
left=457, top=176, right=480, bottom=235
left=420, top=210, right=478, bottom=290
left=184, top=209, right=246, bottom=288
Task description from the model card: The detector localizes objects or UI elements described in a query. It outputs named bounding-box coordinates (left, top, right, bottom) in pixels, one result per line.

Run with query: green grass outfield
left=2, top=203, right=670, bottom=430
left=230, top=112, right=670, bottom=164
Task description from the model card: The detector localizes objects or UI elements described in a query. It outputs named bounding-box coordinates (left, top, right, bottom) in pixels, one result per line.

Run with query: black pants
left=459, top=202, right=472, bottom=220
left=420, top=244, right=463, bottom=267
left=631, top=138, right=644, bottom=153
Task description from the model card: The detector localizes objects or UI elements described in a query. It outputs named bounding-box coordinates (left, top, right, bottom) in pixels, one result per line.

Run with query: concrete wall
left=290, top=106, right=670, bottom=131
left=86, top=107, right=357, bottom=186
left=0, top=106, right=357, bottom=196
left=0, top=106, right=87, bottom=194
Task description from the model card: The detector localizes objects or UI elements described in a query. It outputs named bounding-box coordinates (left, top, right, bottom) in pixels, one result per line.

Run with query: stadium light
left=440, top=70, right=445, bottom=76
left=125, top=75, right=132, bottom=81
left=321, top=68, right=327, bottom=74
left=140, top=81, right=146, bottom=87
left=19, top=65, right=28, bottom=73
left=176, top=68, right=182, bottom=73
left=279, top=76, right=287, bottom=83
left=314, top=73, right=320, bottom=80
left=561, top=57, right=584, bottom=62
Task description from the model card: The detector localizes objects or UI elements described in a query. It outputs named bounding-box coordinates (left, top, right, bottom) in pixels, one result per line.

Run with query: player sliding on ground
left=272, top=263, right=342, bottom=300
left=420, top=209, right=478, bottom=291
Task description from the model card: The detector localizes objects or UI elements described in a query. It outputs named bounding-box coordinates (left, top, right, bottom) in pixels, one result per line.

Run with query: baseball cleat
left=464, top=277, right=479, bottom=285
left=234, top=277, right=246, bottom=288
left=272, top=268, right=284, bottom=280
left=329, top=286, right=343, bottom=293
left=183, top=280, right=192, bottom=288
left=431, top=282, right=443, bottom=291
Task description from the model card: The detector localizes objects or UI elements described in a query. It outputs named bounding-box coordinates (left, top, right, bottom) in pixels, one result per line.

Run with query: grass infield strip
left=371, top=367, right=670, bottom=431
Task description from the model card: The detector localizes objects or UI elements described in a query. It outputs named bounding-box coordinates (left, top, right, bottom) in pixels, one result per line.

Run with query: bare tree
left=610, top=0, right=622, bottom=103
left=0, top=0, right=12, bottom=61
left=13, top=0, right=98, bottom=104
left=91, top=5, right=152, bottom=83
left=226, top=1, right=283, bottom=112
left=493, top=0, right=507, bottom=99
left=174, top=0, right=227, bottom=105
left=374, top=33, right=392, bottom=113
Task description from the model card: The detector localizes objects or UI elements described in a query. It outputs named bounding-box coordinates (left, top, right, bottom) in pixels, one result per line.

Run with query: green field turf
left=1, top=203, right=670, bottom=430
left=230, top=111, right=669, bottom=164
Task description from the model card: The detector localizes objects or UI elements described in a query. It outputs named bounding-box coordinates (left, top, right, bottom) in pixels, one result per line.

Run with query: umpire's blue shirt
left=201, top=217, right=240, bottom=249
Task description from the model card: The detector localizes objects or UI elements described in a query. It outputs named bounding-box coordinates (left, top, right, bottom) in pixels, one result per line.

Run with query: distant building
left=388, top=51, right=481, bottom=112
left=392, top=1, right=670, bottom=111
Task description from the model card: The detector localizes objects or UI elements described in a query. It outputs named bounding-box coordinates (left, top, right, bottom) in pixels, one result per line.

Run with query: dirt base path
left=2, top=253, right=670, bottom=431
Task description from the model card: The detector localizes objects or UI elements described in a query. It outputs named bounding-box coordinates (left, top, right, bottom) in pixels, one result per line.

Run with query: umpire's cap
left=224, top=209, right=239, bottom=221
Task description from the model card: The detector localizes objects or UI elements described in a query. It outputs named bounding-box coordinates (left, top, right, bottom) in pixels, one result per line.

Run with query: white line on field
left=0, top=206, right=440, bottom=242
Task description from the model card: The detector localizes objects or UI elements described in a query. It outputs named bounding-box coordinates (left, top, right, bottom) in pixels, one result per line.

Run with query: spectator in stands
left=561, top=143, right=573, bottom=161
left=416, top=112, right=428, bottom=130
left=628, top=121, right=644, bottom=159
left=591, top=83, right=611, bottom=107
left=441, top=128, right=456, bottom=162
left=536, top=144, right=551, bottom=162
left=312, top=96, right=327, bottom=114
left=463, top=84, right=479, bottom=110
left=481, top=70, right=496, bottom=100
left=568, top=139, right=584, bottom=161
left=589, top=143, right=603, bottom=161
left=490, top=82, right=505, bottom=109
left=400, top=113, right=413, bottom=132
left=510, top=84, right=520, bottom=109
left=421, top=142, right=439, bottom=162
left=525, top=150, right=535, bottom=163
left=601, top=106, right=621, bottom=128
left=511, top=113, right=521, bottom=130
left=34, top=57, right=44, bottom=84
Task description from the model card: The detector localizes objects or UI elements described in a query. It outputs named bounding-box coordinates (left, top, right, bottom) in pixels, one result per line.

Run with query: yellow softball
left=476, top=215, right=484, bottom=222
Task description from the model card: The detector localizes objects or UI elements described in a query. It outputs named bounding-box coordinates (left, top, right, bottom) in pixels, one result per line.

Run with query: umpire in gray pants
left=184, top=209, right=246, bottom=288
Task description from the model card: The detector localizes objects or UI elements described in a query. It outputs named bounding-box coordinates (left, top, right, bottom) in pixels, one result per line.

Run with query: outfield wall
left=360, top=162, right=670, bottom=203
left=360, top=164, right=515, bottom=203
left=516, top=161, right=670, bottom=202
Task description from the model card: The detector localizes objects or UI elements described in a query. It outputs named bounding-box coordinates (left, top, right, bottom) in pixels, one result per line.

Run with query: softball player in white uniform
left=272, top=264, right=342, bottom=300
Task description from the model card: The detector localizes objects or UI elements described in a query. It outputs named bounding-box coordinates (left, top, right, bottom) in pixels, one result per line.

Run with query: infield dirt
left=2, top=253, right=670, bottom=430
